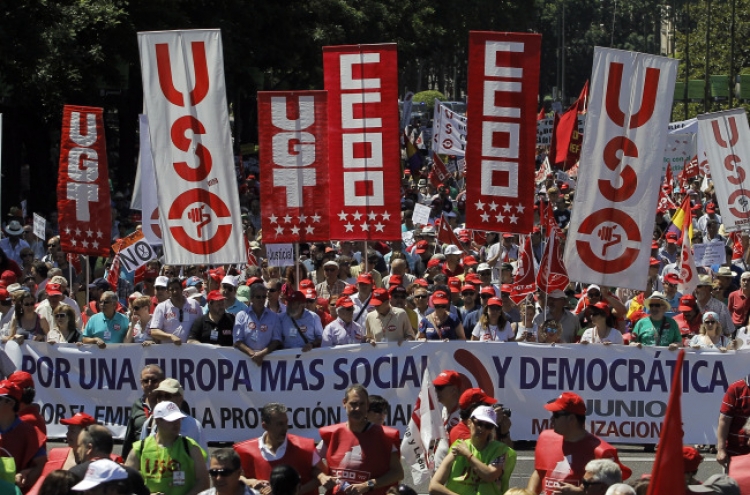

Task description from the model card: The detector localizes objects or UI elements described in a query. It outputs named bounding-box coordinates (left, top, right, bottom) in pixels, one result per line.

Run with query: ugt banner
left=697, top=108, right=750, bottom=232
left=258, top=91, right=330, bottom=243
left=464, top=32, right=540, bottom=234
left=565, top=48, right=677, bottom=289
left=323, top=43, right=401, bottom=241
left=138, top=29, right=245, bottom=265
left=57, top=105, right=112, bottom=256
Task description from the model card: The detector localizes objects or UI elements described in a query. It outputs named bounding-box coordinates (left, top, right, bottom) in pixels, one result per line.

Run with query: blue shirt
left=84, top=312, right=129, bottom=343
left=233, top=307, right=282, bottom=351
left=204, top=298, right=248, bottom=316
left=279, top=310, right=323, bottom=348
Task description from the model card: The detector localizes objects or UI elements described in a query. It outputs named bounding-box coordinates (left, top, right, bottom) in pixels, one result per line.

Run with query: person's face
left=435, top=383, right=458, bottom=407
left=75, top=430, right=90, bottom=463
left=648, top=301, right=665, bottom=318
left=367, top=405, right=387, bottom=426
left=375, top=299, right=391, bottom=315
left=324, top=265, right=339, bottom=280
left=586, top=289, right=601, bottom=303
left=413, top=291, right=429, bottom=309
left=287, top=299, right=303, bottom=316
left=549, top=296, right=565, bottom=309
left=0, top=396, right=14, bottom=417
left=209, top=458, right=242, bottom=494
left=550, top=410, right=573, bottom=435
left=704, top=319, right=719, bottom=334
left=434, top=302, right=448, bottom=315
left=155, top=285, right=169, bottom=301
left=581, top=471, right=608, bottom=495
left=338, top=304, right=355, bottom=323
left=469, top=417, right=494, bottom=440
left=344, top=390, right=368, bottom=425
left=265, top=284, right=280, bottom=302
left=707, top=222, right=719, bottom=234
left=742, top=277, right=750, bottom=291
left=168, top=283, right=183, bottom=300
left=221, top=283, right=235, bottom=299
left=263, top=410, right=289, bottom=444
left=695, top=285, right=711, bottom=299
left=478, top=270, right=492, bottom=283
left=155, top=390, right=184, bottom=408
left=48, top=294, right=63, bottom=307
left=20, top=250, right=33, bottom=265
left=358, top=282, right=372, bottom=295
left=66, top=425, right=84, bottom=448
left=543, top=324, right=561, bottom=343
left=54, top=310, right=69, bottom=328
left=487, top=305, right=503, bottom=320
left=140, top=369, right=162, bottom=397
left=100, top=297, right=115, bottom=316
left=390, top=291, right=406, bottom=308
left=251, top=288, right=268, bottom=311
left=209, top=299, right=226, bottom=315
left=462, top=290, right=476, bottom=305
left=663, top=280, right=678, bottom=296
left=47, top=239, right=60, bottom=253
left=156, top=417, right=182, bottom=437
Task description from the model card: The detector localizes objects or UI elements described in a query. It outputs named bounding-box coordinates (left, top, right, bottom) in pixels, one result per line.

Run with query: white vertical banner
left=697, top=108, right=750, bottom=232
left=564, top=48, right=678, bottom=289
left=138, top=114, right=162, bottom=246
left=138, top=29, right=245, bottom=264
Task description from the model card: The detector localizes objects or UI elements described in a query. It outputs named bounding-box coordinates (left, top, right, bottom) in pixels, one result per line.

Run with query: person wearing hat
left=682, top=446, right=704, bottom=488
left=689, top=311, right=733, bottom=350
left=532, top=289, right=580, bottom=343
left=366, top=288, right=414, bottom=344
left=486, top=235, right=519, bottom=282
left=0, top=379, right=47, bottom=490
left=125, top=401, right=209, bottom=495
left=694, top=274, right=735, bottom=337
left=8, top=371, right=45, bottom=434
left=659, top=271, right=683, bottom=317
left=83, top=291, right=130, bottom=347
left=264, top=279, right=286, bottom=315
left=188, top=290, right=235, bottom=346
left=659, top=232, right=680, bottom=266
left=0, top=220, right=30, bottom=266
left=43, top=412, right=98, bottom=471
left=728, top=271, right=750, bottom=328
left=321, top=296, right=365, bottom=346
left=234, top=403, right=326, bottom=495
left=429, top=405, right=516, bottom=495
left=527, top=392, right=630, bottom=494
left=150, top=277, right=203, bottom=345
left=351, top=272, right=376, bottom=326
left=71, top=459, right=132, bottom=494
left=432, top=370, right=465, bottom=435
left=419, top=290, right=465, bottom=341
left=450, top=388, right=512, bottom=448
left=673, top=295, right=703, bottom=343
left=630, top=292, right=681, bottom=349
left=206, top=276, right=247, bottom=316
left=705, top=218, right=726, bottom=244
left=233, top=283, right=282, bottom=366
left=579, top=302, right=624, bottom=345
left=469, top=297, right=511, bottom=342
left=441, top=245, right=464, bottom=278
left=315, top=260, right=347, bottom=299
left=388, top=285, right=419, bottom=333
left=696, top=203, right=723, bottom=236
left=688, top=474, right=740, bottom=495
left=153, top=275, right=171, bottom=304
left=715, top=266, right=739, bottom=304
left=279, top=291, right=323, bottom=351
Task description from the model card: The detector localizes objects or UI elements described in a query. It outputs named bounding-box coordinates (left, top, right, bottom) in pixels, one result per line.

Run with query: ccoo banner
left=565, top=48, right=677, bottom=289
left=9, top=341, right=743, bottom=446
left=138, top=29, right=245, bottom=265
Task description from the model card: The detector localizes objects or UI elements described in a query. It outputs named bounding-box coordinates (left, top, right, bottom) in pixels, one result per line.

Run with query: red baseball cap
left=305, top=288, right=318, bottom=300
left=8, top=371, right=34, bottom=390
left=665, top=232, right=679, bottom=244
left=664, top=273, right=681, bottom=285
left=413, top=278, right=429, bottom=288
left=678, top=294, right=698, bottom=312
left=0, top=380, right=21, bottom=402
left=336, top=296, right=355, bottom=309
left=357, top=273, right=374, bottom=285
left=487, top=297, right=503, bottom=307
left=370, top=288, right=390, bottom=306
left=500, top=284, right=512, bottom=294
left=389, top=285, right=407, bottom=297
left=463, top=256, right=478, bottom=267
left=448, top=277, right=461, bottom=293
left=299, top=279, right=315, bottom=290
left=683, top=446, right=703, bottom=472
left=705, top=203, right=716, bottom=214
left=459, top=388, right=497, bottom=410
left=46, top=283, right=63, bottom=296
left=427, top=258, right=441, bottom=269
left=342, top=284, right=358, bottom=296
left=415, top=240, right=429, bottom=254
left=592, top=301, right=610, bottom=312
left=649, top=257, right=661, bottom=266
left=651, top=241, right=659, bottom=250
left=433, top=290, right=450, bottom=305
left=480, top=286, right=496, bottom=296
left=0, top=288, right=9, bottom=302
left=206, top=290, right=226, bottom=302
left=465, top=273, right=482, bottom=285
left=1, top=270, right=16, bottom=286
left=461, top=285, right=476, bottom=294
left=287, top=291, right=306, bottom=304
left=60, top=412, right=97, bottom=427
left=544, top=391, right=586, bottom=416
left=433, top=370, right=461, bottom=388
left=245, top=277, right=264, bottom=287
left=389, top=274, right=403, bottom=286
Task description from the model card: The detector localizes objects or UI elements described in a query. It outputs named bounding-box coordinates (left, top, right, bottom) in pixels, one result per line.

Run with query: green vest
left=134, top=435, right=200, bottom=495
left=445, top=440, right=517, bottom=495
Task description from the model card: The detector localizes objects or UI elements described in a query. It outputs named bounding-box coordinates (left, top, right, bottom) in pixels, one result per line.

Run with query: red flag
left=436, top=214, right=467, bottom=253
left=57, top=105, right=112, bottom=256
left=552, top=107, right=577, bottom=166
left=107, top=253, right=120, bottom=292
left=471, top=230, right=487, bottom=246
left=432, top=152, right=451, bottom=184
left=646, top=349, right=685, bottom=495
left=537, top=107, right=545, bottom=121
left=511, top=235, right=536, bottom=304
left=258, top=91, right=330, bottom=243
left=664, top=162, right=674, bottom=196
left=536, top=224, right=569, bottom=293
left=323, top=44, right=402, bottom=241
left=67, top=253, right=82, bottom=273
left=730, top=231, right=744, bottom=261
left=657, top=186, right=677, bottom=212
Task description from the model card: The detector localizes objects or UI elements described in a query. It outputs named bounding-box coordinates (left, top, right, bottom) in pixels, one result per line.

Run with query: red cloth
left=319, top=423, right=395, bottom=495
left=727, top=290, right=750, bottom=327
left=449, top=421, right=470, bottom=445
left=234, top=434, right=317, bottom=495
left=0, top=417, right=47, bottom=474
left=719, top=376, right=750, bottom=456
left=728, top=453, right=750, bottom=495
left=18, top=404, right=46, bottom=435
left=534, top=429, right=631, bottom=495
left=672, top=313, right=701, bottom=345
left=26, top=447, right=70, bottom=495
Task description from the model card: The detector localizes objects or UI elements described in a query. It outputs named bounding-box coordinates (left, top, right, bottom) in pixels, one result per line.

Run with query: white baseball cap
left=154, top=276, right=169, bottom=288
left=221, top=275, right=238, bottom=287
left=72, top=459, right=128, bottom=491
left=152, top=401, right=187, bottom=422
left=444, top=245, right=462, bottom=256
left=470, top=405, right=498, bottom=427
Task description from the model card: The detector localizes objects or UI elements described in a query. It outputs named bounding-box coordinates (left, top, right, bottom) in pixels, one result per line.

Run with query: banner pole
left=0, top=114, right=3, bottom=223
left=85, top=255, right=90, bottom=312
left=295, top=243, right=300, bottom=290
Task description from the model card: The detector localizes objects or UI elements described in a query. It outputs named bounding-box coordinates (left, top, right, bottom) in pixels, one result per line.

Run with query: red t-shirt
left=720, top=376, right=750, bottom=456
left=0, top=417, right=46, bottom=473
left=727, top=290, right=750, bottom=327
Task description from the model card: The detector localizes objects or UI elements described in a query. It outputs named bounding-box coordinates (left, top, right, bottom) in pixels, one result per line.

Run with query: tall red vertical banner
left=323, top=44, right=401, bottom=240
left=465, top=32, right=540, bottom=234
left=57, top=105, right=112, bottom=256
left=258, top=91, right=330, bottom=242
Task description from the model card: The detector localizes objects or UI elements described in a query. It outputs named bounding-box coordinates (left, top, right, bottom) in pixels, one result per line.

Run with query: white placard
left=266, top=243, right=294, bottom=267
left=411, top=203, right=431, bottom=226
left=33, top=214, right=46, bottom=240
left=693, top=242, right=727, bottom=267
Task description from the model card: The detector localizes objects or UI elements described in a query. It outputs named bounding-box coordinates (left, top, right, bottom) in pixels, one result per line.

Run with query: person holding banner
left=688, top=312, right=732, bottom=351
left=419, top=291, right=466, bottom=341
left=233, top=284, right=282, bottom=366
left=629, top=293, right=681, bottom=349
left=578, top=303, right=623, bottom=345
left=150, top=278, right=203, bottom=345
left=321, top=297, right=365, bottom=347
left=366, top=289, right=414, bottom=344
left=82, top=292, right=129, bottom=348
left=470, top=297, right=512, bottom=342
left=279, top=291, right=323, bottom=351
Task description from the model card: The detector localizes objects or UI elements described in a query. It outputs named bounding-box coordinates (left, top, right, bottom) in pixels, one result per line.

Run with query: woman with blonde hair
left=49, top=304, right=81, bottom=343
left=5, top=291, right=48, bottom=342
left=472, top=297, right=513, bottom=342
left=689, top=311, right=733, bottom=351
left=125, top=295, right=154, bottom=344
left=538, top=319, right=562, bottom=344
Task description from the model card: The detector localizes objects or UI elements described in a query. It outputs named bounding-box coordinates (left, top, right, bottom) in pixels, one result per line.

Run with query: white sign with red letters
left=565, top=48, right=677, bottom=289
left=138, top=29, right=245, bottom=264
left=697, top=108, right=750, bottom=232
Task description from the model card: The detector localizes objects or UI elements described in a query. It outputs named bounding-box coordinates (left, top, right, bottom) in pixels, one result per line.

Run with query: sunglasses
left=434, top=305, right=448, bottom=309
left=252, top=295, right=266, bottom=300
left=141, top=378, right=160, bottom=384
left=369, top=407, right=386, bottom=414
left=133, top=305, right=146, bottom=311
left=552, top=411, right=570, bottom=419
left=267, top=288, right=278, bottom=293
left=413, top=295, right=428, bottom=299
left=324, top=267, right=337, bottom=272
left=23, top=302, right=35, bottom=307
left=472, top=419, right=494, bottom=430
left=462, top=292, right=476, bottom=296
left=480, top=294, right=492, bottom=299
left=209, top=468, right=238, bottom=478
left=581, top=480, right=604, bottom=489
left=434, top=385, right=446, bottom=391
left=648, top=304, right=663, bottom=309
left=338, top=306, right=354, bottom=312
left=54, top=313, right=68, bottom=319
left=705, top=320, right=717, bottom=324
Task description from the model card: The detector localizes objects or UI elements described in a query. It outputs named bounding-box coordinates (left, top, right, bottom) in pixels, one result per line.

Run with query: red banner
left=465, top=32, right=540, bottom=234
left=57, top=105, right=112, bottom=256
left=258, top=91, right=330, bottom=243
left=432, top=152, right=451, bottom=184
left=323, top=43, right=401, bottom=240
left=510, top=235, right=536, bottom=304
left=537, top=224, right=569, bottom=293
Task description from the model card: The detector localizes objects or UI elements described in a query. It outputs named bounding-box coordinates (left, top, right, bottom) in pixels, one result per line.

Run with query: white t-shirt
left=472, top=321, right=514, bottom=341
left=579, top=327, right=624, bottom=344
left=151, top=298, right=202, bottom=343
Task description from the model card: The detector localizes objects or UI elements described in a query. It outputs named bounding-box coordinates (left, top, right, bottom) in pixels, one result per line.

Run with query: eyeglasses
left=324, top=267, right=337, bottom=272
left=434, top=304, right=448, bottom=309
left=434, top=385, right=446, bottom=391
left=552, top=411, right=570, bottom=419
left=221, top=284, right=235, bottom=291
left=480, top=294, right=492, bottom=299
left=267, top=288, right=278, bottom=293
left=133, top=305, right=145, bottom=311
left=413, top=295, right=428, bottom=299
left=648, top=304, right=663, bottom=309
left=209, top=468, right=238, bottom=478
left=54, top=313, right=68, bottom=319
left=705, top=320, right=718, bottom=325
left=23, top=302, right=35, bottom=307
left=141, top=378, right=160, bottom=384
left=48, top=243, right=59, bottom=248
left=252, top=295, right=266, bottom=300
left=472, top=419, right=494, bottom=430
left=338, top=306, right=354, bottom=312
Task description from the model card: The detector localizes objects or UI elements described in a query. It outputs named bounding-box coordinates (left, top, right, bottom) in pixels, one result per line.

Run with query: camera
left=493, top=403, right=511, bottom=418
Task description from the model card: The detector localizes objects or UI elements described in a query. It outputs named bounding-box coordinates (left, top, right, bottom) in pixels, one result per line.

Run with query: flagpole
left=85, top=255, right=90, bottom=313
left=295, top=243, right=300, bottom=290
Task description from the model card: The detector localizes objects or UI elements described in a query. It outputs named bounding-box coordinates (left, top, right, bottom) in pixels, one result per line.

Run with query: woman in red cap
left=579, top=302, right=623, bottom=345
left=419, top=291, right=465, bottom=341
left=471, top=297, right=512, bottom=342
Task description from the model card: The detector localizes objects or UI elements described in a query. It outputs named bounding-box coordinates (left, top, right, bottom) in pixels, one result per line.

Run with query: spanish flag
left=667, top=196, right=694, bottom=244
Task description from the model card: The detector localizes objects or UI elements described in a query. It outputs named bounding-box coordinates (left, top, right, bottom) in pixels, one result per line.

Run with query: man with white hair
left=575, top=459, right=622, bottom=495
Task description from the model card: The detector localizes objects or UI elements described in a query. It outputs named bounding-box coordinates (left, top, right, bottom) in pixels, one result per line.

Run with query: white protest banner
left=698, top=108, right=750, bottom=231
left=11, top=341, right=745, bottom=446
left=402, top=231, right=414, bottom=248
left=662, top=133, right=696, bottom=174
left=565, top=48, right=678, bottom=289
left=265, top=243, right=294, bottom=267
left=112, top=230, right=156, bottom=273
left=139, top=29, right=245, bottom=264
left=432, top=99, right=467, bottom=156
left=33, top=214, right=46, bottom=240
left=693, top=242, right=727, bottom=267
left=411, top=203, right=431, bottom=226
left=138, top=114, right=162, bottom=246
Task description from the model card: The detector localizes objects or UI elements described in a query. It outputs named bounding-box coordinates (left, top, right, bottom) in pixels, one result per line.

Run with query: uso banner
left=565, top=48, right=677, bottom=289
left=465, top=32, right=540, bottom=234
left=9, top=341, right=742, bottom=445
left=258, top=92, right=330, bottom=243
left=432, top=100, right=467, bottom=156
left=138, top=29, right=245, bottom=265
left=697, top=108, right=750, bottom=232
left=57, top=105, right=112, bottom=256
left=323, top=44, right=401, bottom=241
left=138, top=114, right=163, bottom=246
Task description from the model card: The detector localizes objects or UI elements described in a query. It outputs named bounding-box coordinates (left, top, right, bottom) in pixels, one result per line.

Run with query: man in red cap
left=673, top=295, right=702, bottom=344
left=351, top=273, right=375, bottom=327
left=0, top=380, right=47, bottom=490
left=8, top=371, right=45, bottom=433
left=38, top=412, right=98, bottom=472
left=279, top=291, right=323, bottom=351
left=321, top=296, right=365, bottom=346
left=365, top=289, right=413, bottom=344
left=187, top=290, right=235, bottom=346
left=528, top=392, right=630, bottom=494
left=388, top=285, right=418, bottom=334
left=432, top=370, right=464, bottom=434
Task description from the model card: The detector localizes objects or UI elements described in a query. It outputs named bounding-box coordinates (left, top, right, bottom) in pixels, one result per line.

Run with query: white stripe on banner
left=697, top=108, right=750, bottom=232
left=565, top=48, right=677, bottom=289
left=138, top=114, right=162, bottom=246
left=138, top=29, right=245, bottom=264
left=9, top=341, right=743, bottom=444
